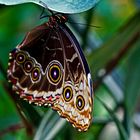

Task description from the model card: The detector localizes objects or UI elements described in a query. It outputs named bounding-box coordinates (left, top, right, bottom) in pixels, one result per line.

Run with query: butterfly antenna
left=67, top=20, right=101, bottom=29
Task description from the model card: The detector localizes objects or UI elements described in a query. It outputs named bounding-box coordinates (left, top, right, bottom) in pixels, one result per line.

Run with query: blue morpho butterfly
left=7, top=4, right=93, bottom=132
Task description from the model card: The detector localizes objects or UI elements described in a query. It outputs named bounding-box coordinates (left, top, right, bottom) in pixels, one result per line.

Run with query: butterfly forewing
left=8, top=23, right=65, bottom=105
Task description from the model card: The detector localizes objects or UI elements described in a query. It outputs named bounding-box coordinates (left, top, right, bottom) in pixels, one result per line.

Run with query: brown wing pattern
left=7, top=16, right=93, bottom=131
left=52, top=25, right=93, bottom=131
left=7, top=23, right=65, bottom=105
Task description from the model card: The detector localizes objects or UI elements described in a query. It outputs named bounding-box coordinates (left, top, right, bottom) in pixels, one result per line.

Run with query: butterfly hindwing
left=51, top=24, right=93, bottom=131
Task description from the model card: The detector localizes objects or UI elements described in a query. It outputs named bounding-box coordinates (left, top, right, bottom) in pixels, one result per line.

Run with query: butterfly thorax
left=47, top=15, right=67, bottom=28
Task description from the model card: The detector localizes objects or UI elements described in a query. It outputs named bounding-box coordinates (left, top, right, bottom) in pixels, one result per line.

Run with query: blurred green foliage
left=0, top=0, right=140, bottom=140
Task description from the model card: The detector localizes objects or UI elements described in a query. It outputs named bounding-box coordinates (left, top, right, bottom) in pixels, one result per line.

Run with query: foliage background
left=0, top=0, right=140, bottom=140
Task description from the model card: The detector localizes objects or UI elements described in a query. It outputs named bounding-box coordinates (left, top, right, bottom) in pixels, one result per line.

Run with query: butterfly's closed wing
left=7, top=14, right=93, bottom=131
left=51, top=21, right=93, bottom=131
left=8, top=22, right=65, bottom=105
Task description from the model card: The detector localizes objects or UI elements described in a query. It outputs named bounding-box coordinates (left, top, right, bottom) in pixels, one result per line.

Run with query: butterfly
left=7, top=12, right=93, bottom=131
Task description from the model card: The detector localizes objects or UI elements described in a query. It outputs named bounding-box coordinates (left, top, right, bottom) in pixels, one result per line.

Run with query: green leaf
left=123, top=41, right=140, bottom=135
left=34, top=110, right=66, bottom=140
left=96, top=96, right=128, bottom=140
left=88, top=11, right=140, bottom=79
left=0, top=0, right=100, bottom=13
